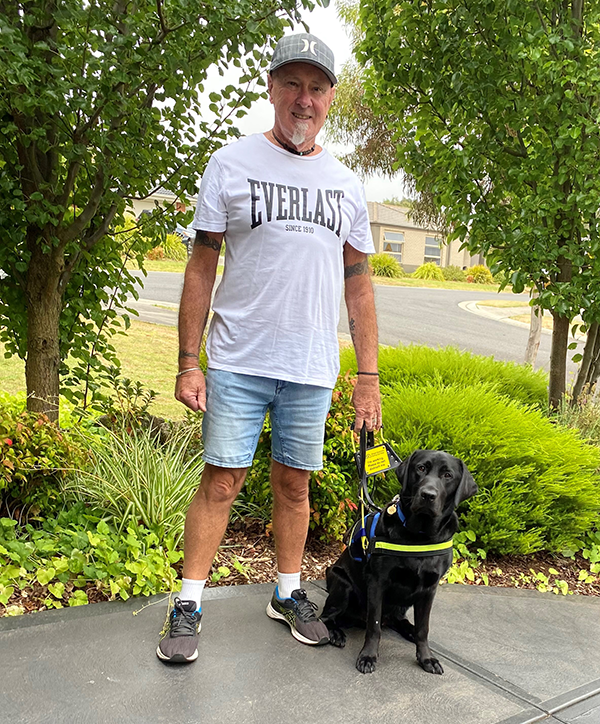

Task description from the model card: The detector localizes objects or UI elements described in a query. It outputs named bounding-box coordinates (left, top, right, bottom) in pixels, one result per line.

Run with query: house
left=367, top=202, right=484, bottom=273
left=129, top=192, right=484, bottom=272
left=130, top=188, right=192, bottom=220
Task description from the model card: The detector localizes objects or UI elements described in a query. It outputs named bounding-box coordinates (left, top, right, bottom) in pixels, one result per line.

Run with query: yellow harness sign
left=364, top=445, right=391, bottom=476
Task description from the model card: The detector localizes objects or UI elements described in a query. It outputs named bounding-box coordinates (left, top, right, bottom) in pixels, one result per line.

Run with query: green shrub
left=63, top=425, right=204, bottom=546
left=467, top=264, right=494, bottom=284
left=492, top=268, right=510, bottom=286
left=381, top=382, right=600, bottom=554
left=412, top=262, right=444, bottom=281
left=0, top=507, right=182, bottom=612
left=240, top=372, right=360, bottom=541
left=340, top=345, right=548, bottom=408
left=0, top=403, right=89, bottom=515
left=442, top=265, right=467, bottom=282
left=145, top=233, right=187, bottom=262
left=370, top=253, right=404, bottom=278
left=162, top=233, right=188, bottom=261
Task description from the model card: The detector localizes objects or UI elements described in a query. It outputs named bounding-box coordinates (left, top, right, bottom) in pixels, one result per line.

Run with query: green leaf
left=36, top=567, right=56, bottom=586
left=48, top=581, right=65, bottom=599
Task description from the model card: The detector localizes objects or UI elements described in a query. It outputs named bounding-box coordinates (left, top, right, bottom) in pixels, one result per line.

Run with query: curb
left=460, top=301, right=587, bottom=342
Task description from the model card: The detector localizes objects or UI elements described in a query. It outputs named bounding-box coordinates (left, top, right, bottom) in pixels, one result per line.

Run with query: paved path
left=2, top=581, right=600, bottom=723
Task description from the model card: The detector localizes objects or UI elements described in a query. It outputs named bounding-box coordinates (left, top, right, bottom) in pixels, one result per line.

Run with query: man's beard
left=290, top=122, right=310, bottom=148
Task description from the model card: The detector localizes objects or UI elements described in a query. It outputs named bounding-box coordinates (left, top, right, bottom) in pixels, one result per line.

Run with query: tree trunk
left=25, top=241, right=62, bottom=422
left=547, top=252, right=573, bottom=410
left=524, top=289, right=542, bottom=367
left=548, top=312, right=570, bottom=410
left=571, top=323, right=600, bottom=405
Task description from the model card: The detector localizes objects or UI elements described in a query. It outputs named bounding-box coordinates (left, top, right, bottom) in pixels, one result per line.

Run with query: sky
left=201, top=3, right=403, bottom=203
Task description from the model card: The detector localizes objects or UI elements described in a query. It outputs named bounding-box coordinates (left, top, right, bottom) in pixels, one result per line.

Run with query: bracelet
left=176, top=367, right=202, bottom=378
left=357, top=371, right=379, bottom=376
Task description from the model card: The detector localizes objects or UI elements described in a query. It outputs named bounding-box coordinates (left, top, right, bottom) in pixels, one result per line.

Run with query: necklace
left=272, top=131, right=315, bottom=157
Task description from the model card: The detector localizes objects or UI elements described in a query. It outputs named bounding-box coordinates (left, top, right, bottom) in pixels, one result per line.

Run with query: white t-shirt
left=192, top=133, right=375, bottom=388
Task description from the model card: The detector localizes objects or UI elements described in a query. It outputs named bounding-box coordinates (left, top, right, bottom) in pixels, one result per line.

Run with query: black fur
left=321, top=450, right=478, bottom=674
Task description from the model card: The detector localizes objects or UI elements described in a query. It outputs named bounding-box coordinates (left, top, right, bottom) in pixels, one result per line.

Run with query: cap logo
left=301, top=39, right=317, bottom=56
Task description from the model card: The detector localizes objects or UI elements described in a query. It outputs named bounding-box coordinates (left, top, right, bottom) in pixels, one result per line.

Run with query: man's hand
left=352, top=375, right=381, bottom=432
left=175, top=369, right=207, bottom=413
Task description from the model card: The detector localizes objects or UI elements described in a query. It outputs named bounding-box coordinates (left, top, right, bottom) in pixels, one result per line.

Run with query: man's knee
left=199, top=463, right=247, bottom=505
left=272, top=464, right=310, bottom=506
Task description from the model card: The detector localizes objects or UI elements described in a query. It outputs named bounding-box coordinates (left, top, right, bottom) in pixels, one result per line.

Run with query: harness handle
left=357, top=423, right=382, bottom=514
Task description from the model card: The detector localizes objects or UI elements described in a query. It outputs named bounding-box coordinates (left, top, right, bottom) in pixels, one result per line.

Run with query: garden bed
left=4, top=520, right=599, bottom=616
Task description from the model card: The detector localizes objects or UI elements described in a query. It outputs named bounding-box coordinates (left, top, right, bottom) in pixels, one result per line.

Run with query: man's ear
left=454, top=461, right=478, bottom=508
left=267, top=72, right=274, bottom=103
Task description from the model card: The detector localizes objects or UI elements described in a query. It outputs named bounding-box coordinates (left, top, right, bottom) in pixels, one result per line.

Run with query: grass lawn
left=512, top=313, right=554, bottom=330
left=1, top=320, right=185, bottom=420
left=478, top=299, right=531, bottom=308
left=126, top=258, right=224, bottom=274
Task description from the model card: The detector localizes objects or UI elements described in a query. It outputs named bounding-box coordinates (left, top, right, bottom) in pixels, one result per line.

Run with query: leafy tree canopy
left=0, top=0, right=317, bottom=417
left=359, top=0, right=600, bottom=404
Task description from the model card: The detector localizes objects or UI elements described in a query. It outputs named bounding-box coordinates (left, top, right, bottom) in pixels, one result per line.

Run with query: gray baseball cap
left=270, top=33, right=337, bottom=85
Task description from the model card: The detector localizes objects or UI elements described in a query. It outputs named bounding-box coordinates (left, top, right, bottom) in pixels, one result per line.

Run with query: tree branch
left=58, top=165, right=107, bottom=246
left=58, top=203, right=119, bottom=294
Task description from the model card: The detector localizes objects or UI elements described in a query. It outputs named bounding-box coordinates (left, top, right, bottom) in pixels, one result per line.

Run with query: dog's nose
left=420, top=489, right=438, bottom=503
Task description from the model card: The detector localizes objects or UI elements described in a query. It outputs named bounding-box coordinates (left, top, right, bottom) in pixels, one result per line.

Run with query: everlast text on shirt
left=247, top=178, right=345, bottom=237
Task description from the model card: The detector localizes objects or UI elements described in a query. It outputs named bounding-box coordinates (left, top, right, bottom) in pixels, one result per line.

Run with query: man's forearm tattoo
left=194, top=230, right=222, bottom=251
left=344, top=259, right=369, bottom=279
left=179, top=350, right=198, bottom=360
left=349, top=317, right=357, bottom=345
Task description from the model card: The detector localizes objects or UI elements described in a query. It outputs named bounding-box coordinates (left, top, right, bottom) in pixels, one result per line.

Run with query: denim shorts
left=202, top=369, right=333, bottom=471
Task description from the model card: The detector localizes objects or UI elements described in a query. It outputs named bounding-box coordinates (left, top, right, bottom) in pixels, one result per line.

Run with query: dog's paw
left=356, top=655, right=377, bottom=674
left=328, top=627, right=346, bottom=648
left=418, top=656, right=444, bottom=675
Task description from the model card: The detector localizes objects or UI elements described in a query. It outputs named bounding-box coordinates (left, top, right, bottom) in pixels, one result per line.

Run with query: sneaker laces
left=169, top=597, right=200, bottom=638
left=291, top=589, right=319, bottom=622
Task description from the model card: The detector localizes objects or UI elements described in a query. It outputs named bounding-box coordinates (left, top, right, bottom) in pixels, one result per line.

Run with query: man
left=157, top=33, right=381, bottom=664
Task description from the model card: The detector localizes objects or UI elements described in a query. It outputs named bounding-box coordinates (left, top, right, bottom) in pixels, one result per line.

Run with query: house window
left=424, top=236, right=441, bottom=265
left=383, top=231, right=404, bottom=262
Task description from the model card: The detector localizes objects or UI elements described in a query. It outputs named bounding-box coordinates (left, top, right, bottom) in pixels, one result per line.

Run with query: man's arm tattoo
left=179, top=350, right=198, bottom=360
left=194, top=230, right=222, bottom=252
left=344, top=259, right=369, bottom=279
left=349, top=317, right=357, bottom=345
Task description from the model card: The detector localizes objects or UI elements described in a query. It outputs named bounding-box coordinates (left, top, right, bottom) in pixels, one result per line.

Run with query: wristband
left=176, top=367, right=202, bottom=378
left=357, top=371, right=379, bottom=376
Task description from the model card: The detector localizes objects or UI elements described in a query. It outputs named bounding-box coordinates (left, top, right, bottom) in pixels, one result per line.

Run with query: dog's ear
left=396, top=451, right=417, bottom=494
left=454, top=460, right=478, bottom=508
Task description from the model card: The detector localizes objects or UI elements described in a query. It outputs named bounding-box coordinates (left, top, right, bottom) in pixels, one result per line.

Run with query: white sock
left=277, top=571, right=301, bottom=600
left=178, top=578, right=206, bottom=611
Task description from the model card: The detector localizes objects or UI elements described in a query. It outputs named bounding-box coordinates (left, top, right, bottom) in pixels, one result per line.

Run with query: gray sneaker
left=156, top=598, right=201, bottom=663
left=266, top=588, right=330, bottom=646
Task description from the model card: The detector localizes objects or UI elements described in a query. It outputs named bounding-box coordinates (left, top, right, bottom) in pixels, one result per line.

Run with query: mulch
left=4, top=520, right=599, bottom=616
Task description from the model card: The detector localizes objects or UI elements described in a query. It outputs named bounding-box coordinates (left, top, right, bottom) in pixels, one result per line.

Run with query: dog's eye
left=417, top=464, right=426, bottom=472
left=443, top=472, right=453, bottom=479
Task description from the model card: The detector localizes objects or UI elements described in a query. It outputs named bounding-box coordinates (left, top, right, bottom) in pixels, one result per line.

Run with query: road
left=129, top=271, right=584, bottom=375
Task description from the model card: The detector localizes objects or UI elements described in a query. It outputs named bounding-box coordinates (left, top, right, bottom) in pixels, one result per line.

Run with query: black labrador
left=321, top=450, right=478, bottom=674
